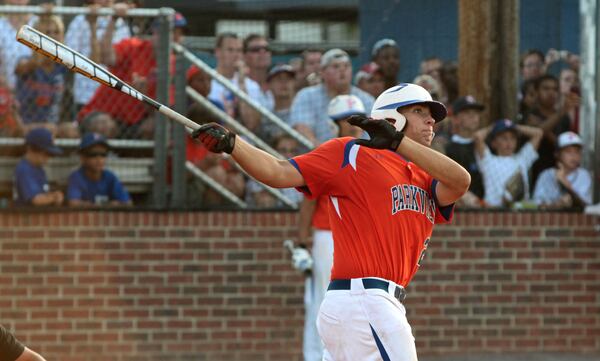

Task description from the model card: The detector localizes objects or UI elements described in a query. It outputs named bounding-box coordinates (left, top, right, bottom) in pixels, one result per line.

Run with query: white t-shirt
left=533, top=167, right=592, bottom=205
left=0, top=16, right=37, bottom=89
left=65, top=15, right=131, bottom=105
left=477, top=142, right=539, bottom=207
left=208, top=74, right=267, bottom=114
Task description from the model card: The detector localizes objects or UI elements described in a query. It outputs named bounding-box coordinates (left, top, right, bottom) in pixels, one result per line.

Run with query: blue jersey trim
left=288, top=158, right=311, bottom=196
left=341, top=139, right=358, bottom=168
left=370, top=324, right=391, bottom=361
left=432, top=179, right=454, bottom=221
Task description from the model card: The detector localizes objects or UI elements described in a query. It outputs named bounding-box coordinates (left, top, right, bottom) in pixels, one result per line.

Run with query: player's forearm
left=231, top=137, right=300, bottom=188
left=16, top=348, right=47, bottom=361
left=397, top=137, right=471, bottom=195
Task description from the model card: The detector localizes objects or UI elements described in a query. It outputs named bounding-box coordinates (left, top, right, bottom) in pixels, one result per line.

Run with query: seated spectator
left=354, top=62, right=385, bottom=98
left=0, top=80, right=23, bottom=137
left=15, top=15, right=66, bottom=131
left=527, top=74, right=578, bottom=187
left=245, top=134, right=303, bottom=208
left=371, top=38, right=400, bottom=89
left=67, top=133, right=131, bottom=207
left=295, top=48, right=323, bottom=90
left=446, top=95, right=486, bottom=208
left=257, top=64, right=296, bottom=144
left=81, top=111, right=119, bottom=139
left=474, top=119, right=543, bottom=208
left=533, top=131, right=591, bottom=209
left=13, top=128, right=64, bottom=207
left=186, top=105, right=245, bottom=207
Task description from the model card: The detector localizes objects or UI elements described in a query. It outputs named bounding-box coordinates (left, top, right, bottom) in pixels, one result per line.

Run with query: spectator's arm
left=31, top=191, right=63, bottom=206
left=473, top=124, right=492, bottom=159
left=88, top=5, right=100, bottom=62
left=515, top=124, right=543, bottom=150
left=293, top=124, right=317, bottom=146
left=99, top=3, right=128, bottom=66
left=16, top=347, right=47, bottom=361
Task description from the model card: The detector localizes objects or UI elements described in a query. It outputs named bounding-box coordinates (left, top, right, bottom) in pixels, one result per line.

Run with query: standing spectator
left=64, top=0, right=131, bottom=112
left=0, top=0, right=38, bottom=89
left=520, top=49, right=546, bottom=82
left=295, top=48, right=323, bottom=90
left=257, top=64, right=296, bottom=144
left=13, top=127, right=64, bottom=207
left=289, top=48, right=374, bottom=145
left=446, top=95, right=486, bottom=208
left=533, top=131, right=591, bottom=209
left=474, top=119, right=543, bottom=208
left=420, top=57, right=443, bottom=83
left=297, top=94, right=365, bottom=361
left=15, top=15, right=66, bottom=132
left=243, top=34, right=273, bottom=110
left=559, top=67, right=580, bottom=132
left=208, top=32, right=262, bottom=132
left=527, top=74, right=578, bottom=187
left=67, top=132, right=131, bottom=207
left=371, top=38, right=400, bottom=89
left=354, top=62, right=385, bottom=98
left=77, top=9, right=180, bottom=138
left=516, top=78, right=537, bottom=124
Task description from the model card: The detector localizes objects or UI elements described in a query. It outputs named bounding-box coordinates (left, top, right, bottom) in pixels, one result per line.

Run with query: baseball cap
left=174, top=12, right=187, bottom=28
left=320, top=48, right=350, bottom=69
left=452, top=95, right=485, bottom=114
left=489, top=119, right=517, bottom=138
left=354, top=62, right=381, bottom=84
left=186, top=65, right=201, bottom=83
left=79, top=132, right=109, bottom=152
left=267, top=64, right=296, bottom=81
left=371, top=38, right=398, bottom=58
left=327, top=94, right=366, bottom=122
left=557, top=131, right=583, bottom=149
left=25, top=127, right=62, bottom=155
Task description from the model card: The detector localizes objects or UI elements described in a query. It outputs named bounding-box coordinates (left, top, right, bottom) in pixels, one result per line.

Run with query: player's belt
left=327, top=278, right=406, bottom=303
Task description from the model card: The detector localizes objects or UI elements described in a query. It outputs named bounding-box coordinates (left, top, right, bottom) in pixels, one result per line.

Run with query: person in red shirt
left=191, top=83, right=470, bottom=360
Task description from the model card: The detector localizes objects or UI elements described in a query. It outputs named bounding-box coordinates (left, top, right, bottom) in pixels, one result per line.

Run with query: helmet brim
left=374, top=99, right=447, bottom=122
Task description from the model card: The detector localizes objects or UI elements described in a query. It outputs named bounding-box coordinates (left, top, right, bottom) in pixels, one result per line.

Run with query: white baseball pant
left=317, top=277, right=418, bottom=361
left=303, top=229, right=334, bottom=361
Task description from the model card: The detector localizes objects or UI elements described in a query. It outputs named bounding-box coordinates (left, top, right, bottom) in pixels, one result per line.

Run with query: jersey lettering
left=390, top=184, right=436, bottom=223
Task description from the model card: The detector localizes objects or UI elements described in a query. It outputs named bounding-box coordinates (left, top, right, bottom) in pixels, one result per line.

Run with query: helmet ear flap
left=395, top=109, right=407, bottom=132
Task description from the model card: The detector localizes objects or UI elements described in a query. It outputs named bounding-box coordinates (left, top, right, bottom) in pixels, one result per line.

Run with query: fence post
left=152, top=8, right=174, bottom=208
left=171, top=52, right=187, bottom=207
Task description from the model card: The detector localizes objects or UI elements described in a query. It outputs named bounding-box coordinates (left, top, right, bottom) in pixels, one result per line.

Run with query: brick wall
left=0, top=210, right=598, bottom=361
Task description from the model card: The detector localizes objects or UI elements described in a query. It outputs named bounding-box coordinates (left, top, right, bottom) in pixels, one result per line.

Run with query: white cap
left=327, top=95, right=366, bottom=121
left=557, top=131, right=582, bottom=149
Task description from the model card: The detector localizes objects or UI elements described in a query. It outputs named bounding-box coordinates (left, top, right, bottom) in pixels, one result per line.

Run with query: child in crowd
left=533, top=131, right=592, bottom=208
left=67, top=133, right=131, bottom=207
left=474, top=119, right=543, bottom=208
left=13, top=127, right=64, bottom=206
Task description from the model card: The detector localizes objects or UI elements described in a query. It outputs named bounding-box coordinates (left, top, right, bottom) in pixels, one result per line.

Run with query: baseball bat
left=16, top=25, right=200, bottom=131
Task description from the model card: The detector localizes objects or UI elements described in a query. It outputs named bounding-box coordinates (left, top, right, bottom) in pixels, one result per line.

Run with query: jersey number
left=417, top=238, right=430, bottom=267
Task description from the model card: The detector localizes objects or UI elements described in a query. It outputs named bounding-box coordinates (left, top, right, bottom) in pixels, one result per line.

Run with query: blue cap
left=25, top=128, right=62, bottom=155
left=490, top=119, right=517, bottom=138
left=79, top=132, right=109, bottom=152
left=174, top=12, right=187, bottom=28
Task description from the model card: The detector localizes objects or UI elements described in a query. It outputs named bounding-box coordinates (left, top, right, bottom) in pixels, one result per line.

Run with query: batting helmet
left=327, top=94, right=366, bottom=122
left=371, top=83, right=447, bottom=131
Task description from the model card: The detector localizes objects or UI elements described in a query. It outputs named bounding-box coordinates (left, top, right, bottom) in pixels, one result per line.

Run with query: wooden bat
left=16, top=24, right=199, bottom=131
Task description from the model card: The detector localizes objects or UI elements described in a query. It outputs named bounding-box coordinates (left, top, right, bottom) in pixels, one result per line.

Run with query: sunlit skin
left=215, top=37, right=243, bottom=78
left=557, top=145, right=582, bottom=171
left=321, top=60, right=352, bottom=95
left=397, top=104, right=436, bottom=147
left=490, top=131, right=518, bottom=156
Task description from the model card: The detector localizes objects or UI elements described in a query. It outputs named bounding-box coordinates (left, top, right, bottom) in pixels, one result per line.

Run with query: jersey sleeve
left=15, top=165, right=44, bottom=204
left=66, top=171, right=84, bottom=201
left=288, top=138, right=349, bottom=199
left=431, top=179, right=455, bottom=224
left=0, top=325, right=25, bottom=361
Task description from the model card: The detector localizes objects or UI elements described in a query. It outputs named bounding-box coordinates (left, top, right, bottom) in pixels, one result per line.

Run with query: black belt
left=328, top=278, right=406, bottom=303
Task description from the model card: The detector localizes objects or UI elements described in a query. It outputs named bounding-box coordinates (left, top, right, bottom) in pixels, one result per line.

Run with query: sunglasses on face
left=247, top=46, right=270, bottom=53
left=84, top=152, right=108, bottom=158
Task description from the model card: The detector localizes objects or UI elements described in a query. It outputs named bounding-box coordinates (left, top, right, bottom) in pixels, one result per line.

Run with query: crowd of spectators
left=0, top=1, right=595, bottom=210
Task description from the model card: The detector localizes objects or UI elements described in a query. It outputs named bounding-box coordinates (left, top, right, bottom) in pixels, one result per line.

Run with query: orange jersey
left=290, top=137, right=454, bottom=287
left=312, top=195, right=331, bottom=230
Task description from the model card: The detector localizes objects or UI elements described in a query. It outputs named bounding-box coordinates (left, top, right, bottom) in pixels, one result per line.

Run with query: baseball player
left=297, top=94, right=366, bottom=361
left=191, top=83, right=470, bottom=360
left=0, top=324, right=46, bottom=361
